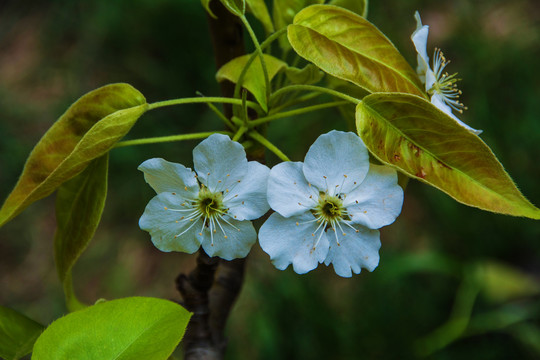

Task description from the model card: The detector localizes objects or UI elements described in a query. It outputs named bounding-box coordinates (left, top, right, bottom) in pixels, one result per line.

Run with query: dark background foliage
left=0, top=0, right=539, bottom=359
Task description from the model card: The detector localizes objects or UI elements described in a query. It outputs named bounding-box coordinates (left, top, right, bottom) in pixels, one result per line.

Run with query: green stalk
left=148, top=97, right=262, bottom=114
left=114, top=132, right=231, bottom=148
left=270, top=85, right=360, bottom=105
left=250, top=101, right=348, bottom=127
left=248, top=130, right=290, bottom=162
left=240, top=15, right=271, bottom=106
left=233, top=28, right=287, bottom=102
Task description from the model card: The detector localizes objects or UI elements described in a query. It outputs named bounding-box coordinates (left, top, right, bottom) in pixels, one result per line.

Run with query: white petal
left=267, top=162, right=318, bottom=218
left=303, top=131, right=370, bottom=196
left=200, top=217, right=256, bottom=260
left=139, top=192, right=202, bottom=253
left=344, top=164, right=404, bottom=229
left=324, top=225, right=380, bottom=277
left=225, top=161, right=270, bottom=221
left=138, top=158, right=199, bottom=197
left=259, top=212, right=329, bottom=274
left=411, top=12, right=431, bottom=84
left=431, top=94, right=483, bottom=135
left=193, top=134, right=248, bottom=192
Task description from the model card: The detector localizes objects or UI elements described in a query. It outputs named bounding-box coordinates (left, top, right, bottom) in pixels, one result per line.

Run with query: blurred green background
left=1, top=0, right=539, bottom=359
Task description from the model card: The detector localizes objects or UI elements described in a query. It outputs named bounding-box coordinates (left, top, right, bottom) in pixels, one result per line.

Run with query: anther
left=296, top=222, right=299, bottom=226
left=164, top=206, right=168, bottom=210
left=172, top=192, right=176, bottom=195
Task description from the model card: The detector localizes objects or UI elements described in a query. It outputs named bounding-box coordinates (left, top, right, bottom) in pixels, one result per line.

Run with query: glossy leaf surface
left=32, top=297, right=191, bottom=360
left=288, top=5, right=425, bottom=96
left=54, top=154, right=109, bottom=311
left=356, top=93, right=540, bottom=218
left=0, top=306, right=43, bottom=360
left=216, top=53, right=287, bottom=111
left=0, top=83, right=147, bottom=228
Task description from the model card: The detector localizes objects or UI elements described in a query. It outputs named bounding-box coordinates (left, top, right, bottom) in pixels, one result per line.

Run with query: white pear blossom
left=411, top=11, right=482, bottom=135
left=138, top=134, right=270, bottom=260
left=258, top=131, right=404, bottom=277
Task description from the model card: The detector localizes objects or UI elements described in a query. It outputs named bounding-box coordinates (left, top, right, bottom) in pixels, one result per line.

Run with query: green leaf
left=216, top=53, right=287, bottom=112
left=0, top=83, right=147, bottom=228
left=328, top=0, right=368, bottom=17
left=473, top=261, right=540, bottom=303
left=285, top=64, right=324, bottom=85
left=273, top=0, right=324, bottom=51
left=219, top=0, right=245, bottom=16
left=200, top=0, right=217, bottom=18
left=32, top=297, right=192, bottom=360
left=54, top=154, right=109, bottom=312
left=0, top=306, right=44, bottom=360
left=288, top=5, right=425, bottom=96
left=356, top=93, right=540, bottom=219
left=246, top=0, right=274, bottom=33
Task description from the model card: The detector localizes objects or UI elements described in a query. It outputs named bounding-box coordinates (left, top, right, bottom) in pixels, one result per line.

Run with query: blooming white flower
left=258, top=131, right=404, bottom=277
left=411, top=11, right=482, bottom=135
left=138, top=134, right=270, bottom=260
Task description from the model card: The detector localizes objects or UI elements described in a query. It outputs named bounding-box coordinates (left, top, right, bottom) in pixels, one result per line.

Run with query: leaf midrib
left=360, top=100, right=527, bottom=212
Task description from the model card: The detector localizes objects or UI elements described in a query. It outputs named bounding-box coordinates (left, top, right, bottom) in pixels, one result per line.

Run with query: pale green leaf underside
left=246, top=0, right=274, bottom=33
left=32, top=297, right=191, bottom=360
left=0, top=306, right=44, bottom=360
left=0, top=83, right=147, bottom=228
left=216, top=53, right=287, bottom=111
left=55, top=154, right=109, bottom=312
left=288, top=5, right=425, bottom=97
left=356, top=93, right=540, bottom=219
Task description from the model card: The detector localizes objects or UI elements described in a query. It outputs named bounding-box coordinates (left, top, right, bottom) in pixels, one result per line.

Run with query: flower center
left=314, top=193, right=344, bottom=222
left=428, top=48, right=467, bottom=113
left=197, top=187, right=226, bottom=218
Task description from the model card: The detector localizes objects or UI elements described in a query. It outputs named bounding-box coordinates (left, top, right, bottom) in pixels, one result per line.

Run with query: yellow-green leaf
left=200, top=0, right=217, bottom=18
left=0, top=83, right=147, bottom=228
left=329, top=0, right=368, bottom=18
left=474, top=261, right=540, bottom=303
left=246, top=0, right=274, bottom=33
left=273, top=0, right=324, bottom=51
left=216, top=53, right=287, bottom=111
left=285, top=64, right=324, bottom=85
left=288, top=5, right=425, bottom=96
left=356, top=93, right=540, bottom=219
left=55, top=154, right=109, bottom=312
left=219, top=0, right=245, bottom=16
left=0, top=307, right=44, bottom=360
left=32, top=297, right=191, bottom=360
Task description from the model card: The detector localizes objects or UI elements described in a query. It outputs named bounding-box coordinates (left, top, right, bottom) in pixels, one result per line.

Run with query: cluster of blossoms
left=411, top=12, right=482, bottom=135
left=139, top=132, right=404, bottom=277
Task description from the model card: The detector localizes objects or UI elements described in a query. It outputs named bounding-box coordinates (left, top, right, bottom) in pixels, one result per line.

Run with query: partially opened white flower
left=411, top=11, right=482, bottom=135
left=258, top=131, right=404, bottom=277
left=138, top=134, right=270, bottom=260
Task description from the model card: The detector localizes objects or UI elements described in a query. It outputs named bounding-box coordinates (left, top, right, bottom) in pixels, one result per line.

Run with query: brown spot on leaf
left=437, top=160, right=452, bottom=170
left=416, top=169, right=427, bottom=179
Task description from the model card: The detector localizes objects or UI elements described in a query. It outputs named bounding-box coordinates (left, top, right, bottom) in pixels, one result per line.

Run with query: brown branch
left=176, top=2, right=250, bottom=360
left=176, top=251, right=220, bottom=359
